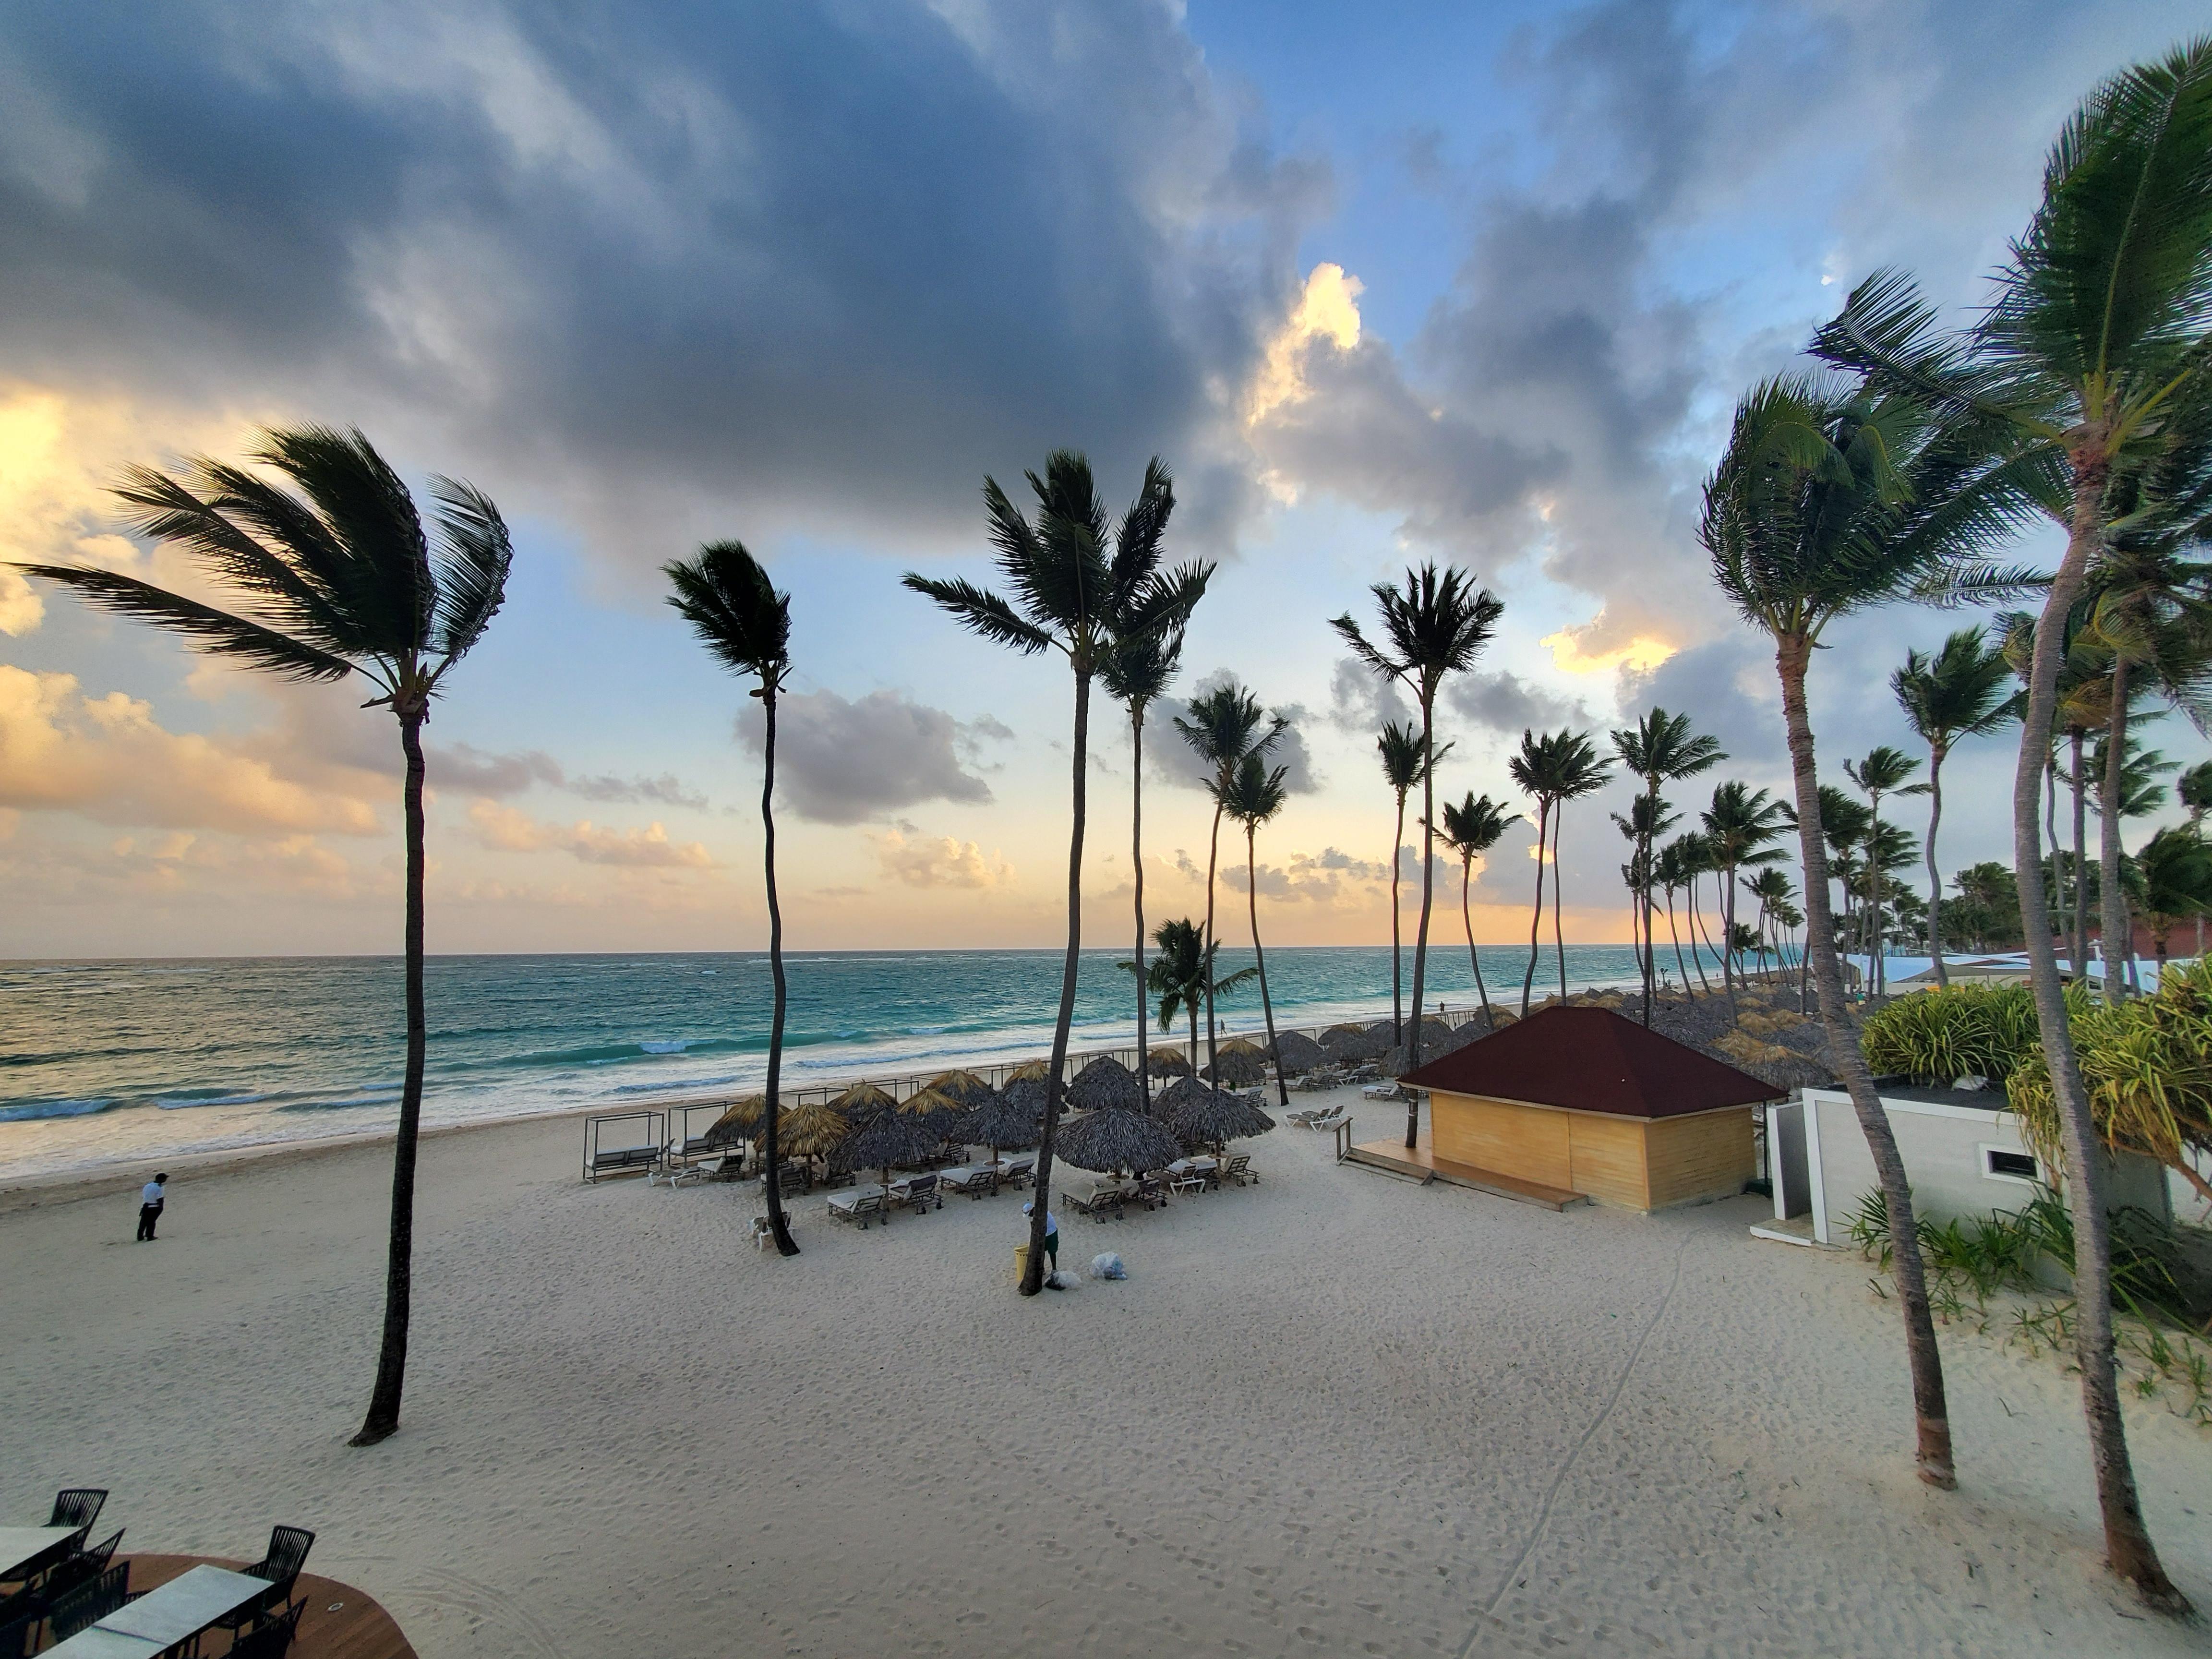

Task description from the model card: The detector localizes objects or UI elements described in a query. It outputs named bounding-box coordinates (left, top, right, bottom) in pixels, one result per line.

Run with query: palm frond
left=427, top=476, right=513, bottom=662
left=902, top=573, right=1055, bottom=655
left=253, top=426, right=436, bottom=654
left=12, top=564, right=355, bottom=682
left=668, top=540, right=792, bottom=683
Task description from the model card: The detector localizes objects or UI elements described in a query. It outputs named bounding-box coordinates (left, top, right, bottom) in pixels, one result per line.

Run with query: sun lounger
left=1361, top=1082, right=1399, bottom=1100
left=584, top=1143, right=661, bottom=1182
left=994, top=1155, right=1036, bottom=1190
left=1129, top=1176, right=1167, bottom=1211
left=1219, top=1154, right=1255, bottom=1186
left=1302, top=1106, right=1350, bottom=1132
left=896, top=1174, right=941, bottom=1213
left=939, top=1166, right=999, bottom=1200
left=827, top=1190, right=890, bottom=1229
left=1065, top=1187, right=1125, bottom=1222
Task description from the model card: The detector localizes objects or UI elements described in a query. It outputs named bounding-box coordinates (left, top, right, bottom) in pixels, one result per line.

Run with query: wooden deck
left=1344, top=1137, right=1588, bottom=1211
left=115, top=1556, right=417, bottom=1659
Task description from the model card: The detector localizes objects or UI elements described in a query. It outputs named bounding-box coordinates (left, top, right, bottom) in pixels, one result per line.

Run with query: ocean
left=0, top=943, right=1660, bottom=1180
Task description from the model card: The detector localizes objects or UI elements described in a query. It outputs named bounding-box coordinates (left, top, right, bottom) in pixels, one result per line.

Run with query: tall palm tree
left=1842, top=746, right=1925, bottom=998
left=1611, top=709, right=1725, bottom=1023
left=1745, top=866, right=1798, bottom=972
left=1334, top=565, right=1503, bottom=1076
left=16, top=425, right=512, bottom=1446
left=2002, top=606, right=2112, bottom=979
left=2180, top=760, right=2212, bottom=958
left=1893, top=628, right=2018, bottom=988
left=1439, top=793, right=1518, bottom=1024
left=2136, top=824, right=2212, bottom=967
left=1174, top=681, right=1286, bottom=1089
left=904, top=452, right=1206, bottom=1297
left=1653, top=836, right=1700, bottom=997
left=1611, top=791, right=1680, bottom=1017
left=664, top=542, right=801, bottom=1257
left=1700, top=781, right=1789, bottom=1014
left=1812, top=42, right=2212, bottom=1602
left=1121, top=917, right=1258, bottom=1072
left=1704, top=376, right=2034, bottom=1495
left=1376, top=721, right=1450, bottom=1041
left=1507, top=727, right=1611, bottom=1011
left=1102, top=624, right=1191, bottom=1114
left=1222, top=753, right=1292, bottom=1106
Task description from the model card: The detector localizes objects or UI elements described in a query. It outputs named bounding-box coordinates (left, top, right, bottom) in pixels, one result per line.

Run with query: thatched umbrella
left=961, top=1092, right=1043, bottom=1158
left=927, top=1070, right=998, bottom=1110
left=1202, top=1037, right=1267, bottom=1088
left=1056, top=1106, right=1183, bottom=1177
left=1146, top=1046, right=1194, bottom=1078
left=1068, top=1055, right=1143, bottom=1113
left=895, top=1084, right=965, bottom=1143
left=1321, top=1022, right=1378, bottom=1060
left=844, top=1109, right=943, bottom=1192
left=703, top=1094, right=769, bottom=1150
left=1271, top=1031, right=1325, bottom=1075
left=1158, top=1075, right=1276, bottom=1152
left=1000, top=1060, right=1055, bottom=1120
left=832, top=1081, right=897, bottom=1126
left=775, top=1100, right=848, bottom=1186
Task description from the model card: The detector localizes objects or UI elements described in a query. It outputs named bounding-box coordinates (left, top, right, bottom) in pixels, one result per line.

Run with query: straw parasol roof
left=1146, top=1045, right=1194, bottom=1077
left=893, top=1085, right=967, bottom=1143
left=844, top=1109, right=943, bottom=1178
left=1006, top=1059, right=1051, bottom=1082
left=776, top=1100, right=848, bottom=1159
left=926, top=1069, right=998, bottom=1110
left=1271, top=1031, right=1325, bottom=1075
left=960, top=1092, right=1043, bottom=1152
left=1157, top=1075, right=1276, bottom=1148
left=1202, top=1040, right=1266, bottom=1087
left=1001, top=1065, right=1055, bottom=1119
left=831, top=1082, right=898, bottom=1125
left=1068, top=1055, right=1143, bottom=1113
left=1055, top=1106, right=1184, bottom=1175
left=703, top=1094, right=769, bottom=1148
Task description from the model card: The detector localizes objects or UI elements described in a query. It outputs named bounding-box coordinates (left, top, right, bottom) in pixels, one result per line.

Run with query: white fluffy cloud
left=466, top=799, right=714, bottom=867
left=869, top=823, right=1012, bottom=890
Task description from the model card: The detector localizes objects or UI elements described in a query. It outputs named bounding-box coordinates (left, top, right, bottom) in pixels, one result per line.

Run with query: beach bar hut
left=1375, top=1006, right=1782, bottom=1212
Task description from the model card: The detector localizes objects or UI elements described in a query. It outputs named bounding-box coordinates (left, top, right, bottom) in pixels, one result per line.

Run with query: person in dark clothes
left=137, top=1172, right=168, bottom=1241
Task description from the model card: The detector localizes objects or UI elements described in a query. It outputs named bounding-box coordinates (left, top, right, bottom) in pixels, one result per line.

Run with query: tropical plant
left=1612, top=708, right=1725, bottom=1023
left=1842, top=746, right=1925, bottom=998
left=1439, top=792, right=1518, bottom=1024
left=1861, top=982, right=2047, bottom=1083
left=1894, top=629, right=2018, bottom=987
left=2181, top=760, right=2212, bottom=958
left=1703, top=373, right=2037, bottom=1494
left=904, top=451, right=1207, bottom=1296
left=14, top=426, right=512, bottom=1446
left=1103, top=622, right=1190, bottom=1114
left=1376, top=720, right=1447, bottom=1041
left=1222, top=753, right=1292, bottom=1106
left=1745, top=866, right=1798, bottom=972
left=1507, top=727, right=1612, bottom=1014
left=1334, top=564, right=1504, bottom=1094
left=1121, top=917, right=1257, bottom=1072
left=2135, top=825, right=2212, bottom=965
left=1811, top=40, right=2212, bottom=1601
left=1700, top=781, right=1789, bottom=1014
left=1653, top=836, right=1703, bottom=997
left=665, top=541, right=801, bottom=1258
left=1174, top=679, right=1286, bottom=1091
left=1612, top=792, right=1680, bottom=1002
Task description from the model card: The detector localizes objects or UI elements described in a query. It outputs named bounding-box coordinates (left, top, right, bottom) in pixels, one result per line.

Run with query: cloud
left=1445, top=669, right=1593, bottom=736
left=1222, top=844, right=1393, bottom=905
left=744, top=689, right=993, bottom=824
left=465, top=799, right=713, bottom=867
left=1617, top=636, right=1783, bottom=769
left=1326, top=656, right=1415, bottom=736
left=1148, top=672, right=1319, bottom=794
left=431, top=741, right=708, bottom=809
left=869, top=823, right=1012, bottom=890
left=0, top=665, right=383, bottom=835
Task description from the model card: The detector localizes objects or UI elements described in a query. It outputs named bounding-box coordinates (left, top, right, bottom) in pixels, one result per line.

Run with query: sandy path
left=4, top=1088, right=2207, bottom=1658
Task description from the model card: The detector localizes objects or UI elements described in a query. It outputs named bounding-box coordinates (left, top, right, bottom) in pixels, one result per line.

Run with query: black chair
left=229, top=1599, right=305, bottom=1658
left=46, top=1489, right=107, bottom=1546
left=213, top=1527, right=314, bottom=1635
left=0, top=1600, right=39, bottom=1659
left=46, top=1561, right=130, bottom=1643
left=36, top=1529, right=123, bottom=1605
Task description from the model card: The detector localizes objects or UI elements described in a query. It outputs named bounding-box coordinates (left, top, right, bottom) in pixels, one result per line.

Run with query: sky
left=0, top=0, right=2204, bottom=958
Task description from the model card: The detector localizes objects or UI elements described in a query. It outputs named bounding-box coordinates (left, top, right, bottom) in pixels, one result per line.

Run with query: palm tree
left=1334, top=565, right=1504, bottom=1076
left=1611, top=792, right=1680, bottom=1016
left=1703, top=375, right=2034, bottom=1494
left=1700, top=781, right=1788, bottom=1014
left=1439, top=793, right=1518, bottom=1025
left=15, top=425, right=512, bottom=1446
left=1746, top=866, right=1798, bottom=972
left=1811, top=41, right=2212, bottom=1601
left=2179, top=761, right=2212, bottom=958
left=1102, top=624, right=1191, bottom=1114
left=1611, top=709, right=1725, bottom=1023
left=1222, top=753, right=1292, bottom=1106
left=665, top=541, right=801, bottom=1258
left=1376, top=721, right=1423, bottom=1040
left=1506, top=728, right=1612, bottom=1010
left=2136, top=825, right=2212, bottom=967
left=904, top=452, right=1206, bottom=1297
left=1893, top=629, right=2018, bottom=987
left=1653, top=836, right=1700, bottom=998
left=1121, top=917, right=1258, bottom=1072
left=1174, top=681, right=1286, bottom=1089
left=1842, top=746, right=1925, bottom=998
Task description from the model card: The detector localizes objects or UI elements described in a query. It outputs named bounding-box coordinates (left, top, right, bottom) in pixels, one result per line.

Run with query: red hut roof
left=1399, top=1006, right=1784, bottom=1118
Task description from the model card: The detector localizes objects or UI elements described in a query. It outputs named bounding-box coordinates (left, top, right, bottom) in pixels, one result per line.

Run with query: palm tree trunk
left=1463, top=854, right=1494, bottom=1024
left=1720, top=858, right=1739, bottom=1024
left=2072, top=730, right=2091, bottom=981
left=2101, top=659, right=2132, bottom=1002
left=2012, top=460, right=2182, bottom=1609
left=1520, top=801, right=1550, bottom=1016
left=759, top=686, right=798, bottom=1256
left=1021, top=669, right=1091, bottom=1298
left=1132, top=708, right=1151, bottom=1115
left=1248, top=823, right=1289, bottom=1109
left=1551, top=804, right=1569, bottom=1002
left=1640, top=785, right=1659, bottom=1026
left=1405, top=691, right=1440, bottom=1112
left=353, top=709, right=429, bottom=1446
left=1202, top=798, right=1225, bottom=1084
left=1686, top=878, right=1715, bottom=994
left=1775, top=636, right=1953, bottom=1489
left=1389, top=790, right=1406, bottom=1041
left=1926, top=744, right=1948, bottom=989
left=1665, top=888, right=1693, bottom=1001
left=2047, top=748, right=2069, bottom=974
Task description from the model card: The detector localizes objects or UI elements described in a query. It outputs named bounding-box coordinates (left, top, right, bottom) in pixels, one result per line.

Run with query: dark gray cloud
left=431, top=742, right=709, bottom=810
left=1326, top=656, right=1414, bottom=735
left=1445, top=669, right=1591, bottom=737
left=1618, top=636, right=1786, bottom=773
left=1148, top=671, right=1319, bottom=795
left=0, top=0, right=1324, bottom=564
left=741, top=689, right=991, bottom=824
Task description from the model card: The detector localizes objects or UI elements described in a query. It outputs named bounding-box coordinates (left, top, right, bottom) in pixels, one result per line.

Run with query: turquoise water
left=0, top=943, right=1658, bottom=1178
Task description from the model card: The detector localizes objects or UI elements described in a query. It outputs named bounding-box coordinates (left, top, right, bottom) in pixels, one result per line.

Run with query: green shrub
left=1860, top=983, right=2045, bottom=1083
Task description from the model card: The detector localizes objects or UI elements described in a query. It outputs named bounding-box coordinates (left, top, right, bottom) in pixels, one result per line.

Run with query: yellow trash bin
left=1012, top=1243, right=1029, bottom=1284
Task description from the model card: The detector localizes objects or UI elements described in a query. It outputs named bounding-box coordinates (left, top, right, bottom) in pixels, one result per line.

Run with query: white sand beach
left=5, top=1086, right=2208, bottom=1659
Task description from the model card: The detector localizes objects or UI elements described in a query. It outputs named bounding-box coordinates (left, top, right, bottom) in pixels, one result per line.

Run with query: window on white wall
left=1980, top=1144, right=2042, bottom=1185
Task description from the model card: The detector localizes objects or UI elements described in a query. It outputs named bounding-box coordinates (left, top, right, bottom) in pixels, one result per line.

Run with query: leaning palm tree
left=1811, top=41, right=2212, bottom=1603
left=1508, top=727, right=1608, bottom=1014
left=1221, top=753, right=1292, bottom=1107
left=904, top=452, right=1207, bottom=1297
left=1173, top=680, right=1285, bottom=1087
left=1121, top=916, right=1258, bottom=1073
left=15, top=425, right=511, bottom=1446
left=1704, top=374, right=2038, bottom=1496
left=1842, top=746, right=1924, bottom=998
left=1652, top=836, right=1700, bottom=998
left=1701, top=781, right=1788, bottom=1013
left=2136, top=824, right=2212, bottom=967
left=665, top=541, right=801, bottom=1259
left=1893, top=628, right=2018, bottom=988
left=1611, top=709, right=1725, bottom=1023
left=1102, top=623, right=1190, bottom=1114
left=1334, top=565, right=1504, bottom=1073
left=1376, top=720, right=1447, bottom=1041
left=2180, top=760, right=2212, bottom=959
left=1439, top=793, right=1517, bottom=1025
left=1611, top=792, right=1679, bottom=1017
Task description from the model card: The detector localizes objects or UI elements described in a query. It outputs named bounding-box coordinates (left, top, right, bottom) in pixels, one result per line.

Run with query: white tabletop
left=41, top=1628, right=158, bottom=1659
left=0, top=1524, right=78, bottom=1580
left=87, top=1563, right=267, bottom=1647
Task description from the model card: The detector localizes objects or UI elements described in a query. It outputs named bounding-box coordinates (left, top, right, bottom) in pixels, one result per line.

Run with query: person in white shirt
left=1020, top=1200, right=1059, bottom=1277
left=137, top=1173, right=168, bottom=1241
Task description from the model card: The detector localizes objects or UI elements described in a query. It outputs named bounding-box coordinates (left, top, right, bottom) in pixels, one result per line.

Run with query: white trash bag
left=1088, top=1252, right=1127, bottom=1280
left=1045, top=1269, right=1082, bottom=1290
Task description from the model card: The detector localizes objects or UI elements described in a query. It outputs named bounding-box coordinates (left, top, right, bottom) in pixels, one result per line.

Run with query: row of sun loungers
left=824, top=1156, right=1037, bottom=1229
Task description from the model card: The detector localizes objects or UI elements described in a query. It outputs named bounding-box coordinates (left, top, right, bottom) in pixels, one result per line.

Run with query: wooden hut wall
left=1431, top=1093, right=1571, bottom=1191
left=1642, top=1108, right=1755, bottom=1209
left=1428, top=1090, right=1754, bottom=1211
